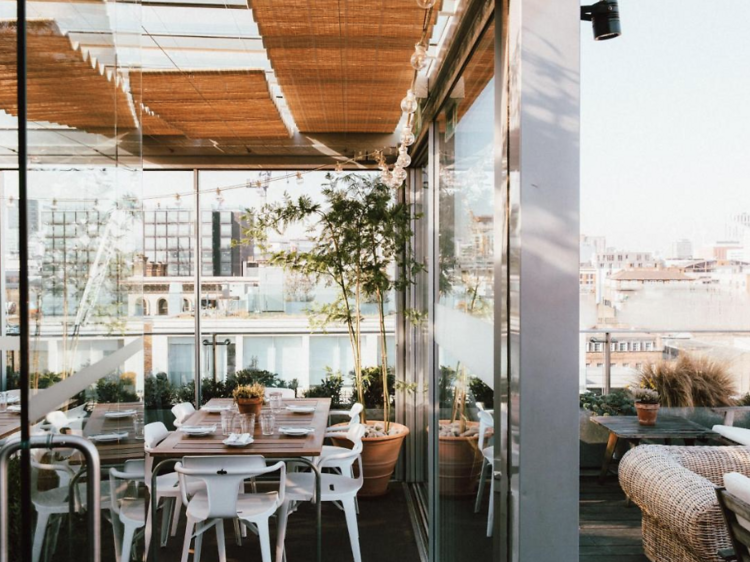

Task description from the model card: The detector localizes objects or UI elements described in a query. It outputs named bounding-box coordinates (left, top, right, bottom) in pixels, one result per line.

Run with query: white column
left=500, top=0, right=580, bottom=559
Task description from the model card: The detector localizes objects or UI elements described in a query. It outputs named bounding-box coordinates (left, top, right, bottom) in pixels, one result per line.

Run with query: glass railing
left=580, top=329, right=750, bottom=395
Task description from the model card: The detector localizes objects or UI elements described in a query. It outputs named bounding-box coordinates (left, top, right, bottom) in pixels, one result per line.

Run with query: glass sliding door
left=432, top=21, right=498, bottom=561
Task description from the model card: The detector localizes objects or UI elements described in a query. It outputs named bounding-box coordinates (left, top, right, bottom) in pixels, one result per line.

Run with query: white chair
left=326, top=403, right=363, bottom=433
left=31, top=449, right=111, bottom=562
left=144, top=422, right=193, bottom=546
left=45, top=411, right=71, bottom=433
left=264, top=388, right=296, bottom=400
left=171, top=403, right=196, bottom=428
left=64, top=404, right=88, bottom=429
left=473, top=409, right=495, bottom=537
left=110, top=461, right=148, bottom=562
left=175, top=455, right=286, bottom=562
left=277, top=425, right=366, bottom=562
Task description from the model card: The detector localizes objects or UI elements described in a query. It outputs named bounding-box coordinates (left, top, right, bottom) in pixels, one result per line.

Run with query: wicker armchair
left=619, top=445, right=750, bottom=562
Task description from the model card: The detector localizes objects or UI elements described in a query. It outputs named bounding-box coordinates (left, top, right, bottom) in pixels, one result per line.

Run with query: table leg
left=598, top=432, right=619, bottom=484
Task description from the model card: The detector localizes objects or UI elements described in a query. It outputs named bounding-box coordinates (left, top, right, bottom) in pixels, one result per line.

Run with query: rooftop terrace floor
left=580, top=472, right=648, bottom=562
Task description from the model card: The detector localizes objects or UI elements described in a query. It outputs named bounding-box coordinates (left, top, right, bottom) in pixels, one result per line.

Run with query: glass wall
left=1, top=0, right=145, bottom=560
left=432, top=21, right=497, bottom=560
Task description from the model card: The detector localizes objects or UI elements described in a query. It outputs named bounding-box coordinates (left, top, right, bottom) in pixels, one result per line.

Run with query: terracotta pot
left=438, top=420, right=483, bottom=497
left=636, top=402, right=660, bottom=426
left=236, top=397, right=263, bottom=417
left=331, top=421, right=409, bottom=497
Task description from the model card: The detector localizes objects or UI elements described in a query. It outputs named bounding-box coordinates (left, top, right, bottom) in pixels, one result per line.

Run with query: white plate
left=90, top=432, right=128, bottom=442
left=286, top=405, right=315, bottom=414
left=279, top=427, right=314, bottom=436
left=223, top=433, right=254, bottom=447
left=202, top=405, right=230, bottom=414
left=6, top=405, right=21, bottom=413
left=6, top=395, right=19, bottom=404
left=179, top=425, right=216, bottom=436
left=104, top=410, right=137, bottom=419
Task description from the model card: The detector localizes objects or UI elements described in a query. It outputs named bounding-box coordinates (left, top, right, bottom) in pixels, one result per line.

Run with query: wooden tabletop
left=0, top=409, right=21, bottom=439
left=82, top=402, right=145, bottom=463
left=149, top=398, right=332, bottom=459
left=591, top=415, right=717, bottom=440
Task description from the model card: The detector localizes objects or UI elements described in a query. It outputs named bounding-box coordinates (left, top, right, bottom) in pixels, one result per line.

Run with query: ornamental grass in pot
left=233, top=382, right=265, bottom=417
left=246, top=173, right=423, bottom=497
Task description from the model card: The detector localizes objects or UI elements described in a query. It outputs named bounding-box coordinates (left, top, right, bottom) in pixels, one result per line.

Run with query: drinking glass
left=239, top=413, right=255, bottom=435
left=269, top=392, right=283, bottom=414
left=133, top=414, right=144, bottom=440
left=221, top=410, right=234, bottom=436
left=260, top=413, right=275, bottom=436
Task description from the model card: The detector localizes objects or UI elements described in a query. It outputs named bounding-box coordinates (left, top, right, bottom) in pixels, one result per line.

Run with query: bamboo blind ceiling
left=135, top=69, right=290, bottom=139
left=250, top=0, right=439, bottom=134
left=0, top=19, right=138, bottom=133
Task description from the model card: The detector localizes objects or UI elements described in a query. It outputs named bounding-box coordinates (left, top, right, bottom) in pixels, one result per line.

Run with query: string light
left=174, top=193, right=182, bottom=208
left=377, top=0, right=435, bottom=188
left=296, top=172, right=304, bottom=185
left=215, top=188, right=225, bottom=208
left=335, top=162, right=344, bottom=174
left=6, top=195, right=14, bottom=208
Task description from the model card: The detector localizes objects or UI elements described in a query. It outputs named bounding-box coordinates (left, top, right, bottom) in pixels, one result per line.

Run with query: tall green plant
left=244, top=173, right=423, bottom=431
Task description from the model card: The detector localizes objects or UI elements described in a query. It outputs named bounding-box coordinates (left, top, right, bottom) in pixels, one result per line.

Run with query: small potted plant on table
left=233, top=382, right=265, bottom=417
left=633, top=388, right=660, bottom=426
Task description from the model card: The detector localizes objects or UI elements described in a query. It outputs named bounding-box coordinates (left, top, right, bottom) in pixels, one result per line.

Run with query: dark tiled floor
left=154, top=482, right=422, bottom=562
left=580, top=474, right=648, bottom=562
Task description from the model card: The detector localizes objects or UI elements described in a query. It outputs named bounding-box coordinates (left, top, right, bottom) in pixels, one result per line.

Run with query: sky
left=580, top=0, right=750, bottom=255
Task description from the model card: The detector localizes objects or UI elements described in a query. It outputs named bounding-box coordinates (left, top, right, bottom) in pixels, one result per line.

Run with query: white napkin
left=226, top=432, right=239, bottom=443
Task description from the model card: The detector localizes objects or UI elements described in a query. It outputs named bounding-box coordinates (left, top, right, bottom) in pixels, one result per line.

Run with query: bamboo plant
left=243, top=173, right=423, bottom=432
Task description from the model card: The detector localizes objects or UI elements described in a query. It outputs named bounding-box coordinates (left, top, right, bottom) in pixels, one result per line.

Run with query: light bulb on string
left=401, top=89, right=418, bottom=114
left=398, top=144, right=408, bottom=155
left=392, top=166, right=408, bottom=186
left=215, top=188, right=225, bottom=208
left=416, top=0, right=436, bottom=7
left=396, top=152, right=412, bottom=168
left=296, top=172, right=304, bottom=185
left=401, top=127, right=416, bottom=147
left=410, top=44, right=428, bottom=71
left=174, top=193, right=182, bottom=208
left=6, top=195, right=14, bottom=208
left=335, top=162, right=344, bottom=174
left=381, top=169, right=393, bottom=186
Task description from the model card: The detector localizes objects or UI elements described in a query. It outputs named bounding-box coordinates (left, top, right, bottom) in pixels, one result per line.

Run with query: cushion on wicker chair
left=713, top=425, right=750, bottom=446
left=724, top=472, right=750, bottom=534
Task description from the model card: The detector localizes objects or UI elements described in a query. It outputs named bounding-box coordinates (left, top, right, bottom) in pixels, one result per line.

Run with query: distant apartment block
left=670, top=238, right=693, bottom=259
left=593, top=250, right=656, bottom=273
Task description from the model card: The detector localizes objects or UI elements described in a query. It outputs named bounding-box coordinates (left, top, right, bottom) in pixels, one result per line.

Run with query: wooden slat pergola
left=0, top=19, right=138, bottom=134
left=250, top=0, right=440, bottom=133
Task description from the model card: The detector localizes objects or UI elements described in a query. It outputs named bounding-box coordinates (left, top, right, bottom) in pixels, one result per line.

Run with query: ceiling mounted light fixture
left=581, top=0, right=621, bottom=41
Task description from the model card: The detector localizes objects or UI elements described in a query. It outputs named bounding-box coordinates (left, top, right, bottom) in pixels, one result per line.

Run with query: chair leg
left=110, top=508, right=123, bottom=562
left=194, top=523, right=204, bottom=562
left=475, top=459, right=488, bottom=513
left=181, top=517, right=195, bottom=562
left=44, top=515, right=63, bottom=562
left=256, top=518, right=272, bottom=562
left=121, top=524, right=136, bottom=562
left=233, top=519, right=242, bottom=546
left=215, top=520, right=226, bottom=562
left=275, top=500, right=290, bottom=562
left=32, top=511, right=51, bottom=562
left=170, top=500, right=182, bottom=537
left=486, top=473, right=495, bottom=538
left=342, top=497, right=362, bottom=562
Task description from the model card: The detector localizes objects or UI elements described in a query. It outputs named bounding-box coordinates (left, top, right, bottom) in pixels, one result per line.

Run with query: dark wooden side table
left=590, top=415, right=717, bottom=483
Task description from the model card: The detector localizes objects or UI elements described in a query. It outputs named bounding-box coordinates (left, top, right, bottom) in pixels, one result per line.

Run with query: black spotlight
left=581, top=0, right=621, bottom=41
